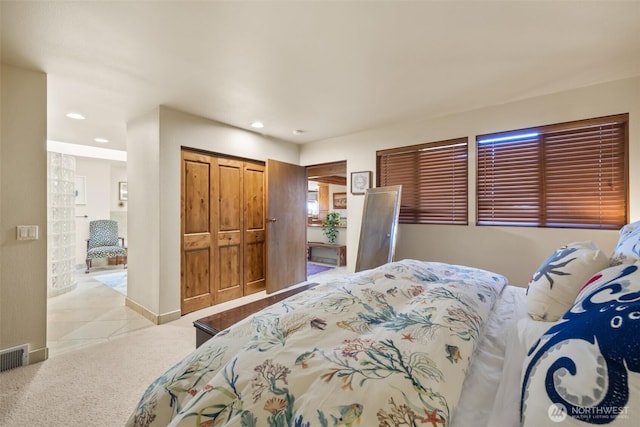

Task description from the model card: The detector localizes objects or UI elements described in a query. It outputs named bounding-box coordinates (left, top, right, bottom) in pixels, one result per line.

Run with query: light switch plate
left=17, top=225, right=39, bottom=240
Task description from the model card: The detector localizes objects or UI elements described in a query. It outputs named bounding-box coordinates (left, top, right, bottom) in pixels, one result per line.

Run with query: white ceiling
left=2, top=1, right=639, bottom=152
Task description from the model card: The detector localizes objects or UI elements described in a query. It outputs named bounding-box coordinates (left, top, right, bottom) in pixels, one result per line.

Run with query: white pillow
left=526, top=241, right=608, bottom=321
left=610, top=220, right=640, bottom=266
left=521, top=262, right=640, bottom=426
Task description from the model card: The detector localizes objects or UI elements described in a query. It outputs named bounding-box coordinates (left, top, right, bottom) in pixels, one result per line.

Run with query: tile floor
left=47, top=266, right=153, bottom=357
left=47, top=263, right=347, bottom=357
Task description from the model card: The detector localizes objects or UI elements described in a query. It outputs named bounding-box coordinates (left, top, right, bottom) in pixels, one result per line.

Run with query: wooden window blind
left=477, top=114, right=628, bottom=229
left=377, top=138, right=468, bottom=225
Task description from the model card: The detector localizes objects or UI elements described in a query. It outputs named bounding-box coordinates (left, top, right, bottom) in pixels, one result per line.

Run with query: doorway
left=46, top=153, right=140, bottom=357
left=306, top=161, right=348, bottom=266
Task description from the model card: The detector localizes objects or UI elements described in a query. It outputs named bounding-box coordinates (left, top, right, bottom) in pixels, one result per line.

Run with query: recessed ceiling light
left=293, top=129, right=306, bottom=135
left=94, top=138, right=109, bottom=143
left=66, top=112, right=85, bottom=120
left=250, top=121, right=264, bottom=129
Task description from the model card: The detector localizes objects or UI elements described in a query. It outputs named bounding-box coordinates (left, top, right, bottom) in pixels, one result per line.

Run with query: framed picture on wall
left=75, top=176, right=86, bottom=205
left=351, top=171, right=371, bottom=195
left=333, top=192, right=347, bottom=209
left=119, top=182, right=128, bottom=201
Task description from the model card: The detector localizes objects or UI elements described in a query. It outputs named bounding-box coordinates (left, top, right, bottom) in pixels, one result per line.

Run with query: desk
left=307, top=242, right=346, bottom=266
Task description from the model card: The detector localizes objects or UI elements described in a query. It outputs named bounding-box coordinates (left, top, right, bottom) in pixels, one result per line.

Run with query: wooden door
left=182, top=149, right=268, bottom=313
left=181, top=151, right=215, bottom=314
left=243, top=162, right=266, bottom=295
left=214, top=158, right=244, bottom=304
left=266, top=159, right=307, bottom=293
left=182, top=151, right=304, bottom=312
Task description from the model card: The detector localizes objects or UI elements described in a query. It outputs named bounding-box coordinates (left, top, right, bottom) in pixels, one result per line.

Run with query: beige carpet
left=0, top=323, right=194, bottom=427
left=0, top=270, right=347, bottom=426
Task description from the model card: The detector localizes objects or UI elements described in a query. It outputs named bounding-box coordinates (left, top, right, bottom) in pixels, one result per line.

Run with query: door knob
left=267, top=218, right=277, bottom=223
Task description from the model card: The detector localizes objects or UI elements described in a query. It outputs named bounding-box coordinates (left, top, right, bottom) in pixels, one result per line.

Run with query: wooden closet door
left=214, top=158, right=244, bottom=304
left=181, top=149, right=268, bottom=313
left=181, top=151, right=215, bottom=314
left=244, top=162, right=266, bottom=294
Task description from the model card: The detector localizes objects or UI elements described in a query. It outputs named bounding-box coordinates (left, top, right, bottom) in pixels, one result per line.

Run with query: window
left=477, top=114, right=628, bottom=229
left=307, top=200, right=319, bottom=217
left=377, top=138, right=468, bottom=225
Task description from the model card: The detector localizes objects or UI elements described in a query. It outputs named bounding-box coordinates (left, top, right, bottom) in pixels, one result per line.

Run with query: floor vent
left=0, top=344, right=29, bottom=372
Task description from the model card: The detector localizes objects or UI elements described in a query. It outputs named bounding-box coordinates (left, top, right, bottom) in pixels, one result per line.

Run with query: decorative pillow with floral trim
left=526, top=241, right=608, bottom=322
left=521, top=262, right=640, bottom=426
left=610, top=221, right=640, bottom=266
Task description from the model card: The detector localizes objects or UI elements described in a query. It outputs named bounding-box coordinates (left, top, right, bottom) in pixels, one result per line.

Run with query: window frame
left=377, top=137, right=468, bottom=225
left=476, top=113, right=629, bottom=230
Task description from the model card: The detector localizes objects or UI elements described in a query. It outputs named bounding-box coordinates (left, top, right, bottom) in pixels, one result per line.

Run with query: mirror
left=355, top=185, right=402, bottom=272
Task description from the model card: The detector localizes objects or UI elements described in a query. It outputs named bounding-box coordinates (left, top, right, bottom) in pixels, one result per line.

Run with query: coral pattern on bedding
left=609, top=221, right=640, bottom=266
left=126, top=260, right=507, bottom=427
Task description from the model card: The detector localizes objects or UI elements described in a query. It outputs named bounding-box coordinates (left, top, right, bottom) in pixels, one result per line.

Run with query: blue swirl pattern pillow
left=521, top=262, right=640, bottom=426
left=526, top=241, right=608, bottom=322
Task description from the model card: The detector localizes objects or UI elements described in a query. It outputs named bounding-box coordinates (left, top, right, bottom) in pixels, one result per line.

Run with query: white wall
left=0, top=64, right=48, bottom=363
left=307, top=226, right=347, bottom=246
left=126, top=106, right=300, bottom=321
left=300, top=76, right=640, bottom=285
left=126, top=108, right=161, bottom=321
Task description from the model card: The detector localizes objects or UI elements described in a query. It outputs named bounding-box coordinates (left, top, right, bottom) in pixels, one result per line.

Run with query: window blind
left=377, top=138, right=468, bottom=225
left=477, top=114, right=628, bottom=229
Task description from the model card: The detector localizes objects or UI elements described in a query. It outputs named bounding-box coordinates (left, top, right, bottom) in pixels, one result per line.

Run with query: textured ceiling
left=2, top=1, right=639, bottom=151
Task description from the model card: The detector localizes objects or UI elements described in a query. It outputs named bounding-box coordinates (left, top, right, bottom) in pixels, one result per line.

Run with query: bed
left=127, top=222, right=640, bottom=427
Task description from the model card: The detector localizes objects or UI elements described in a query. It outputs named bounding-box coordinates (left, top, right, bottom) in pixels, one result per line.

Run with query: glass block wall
left=47, top=152, right=77, bottom=297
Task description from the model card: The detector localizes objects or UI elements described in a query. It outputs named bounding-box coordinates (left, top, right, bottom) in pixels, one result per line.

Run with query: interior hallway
left=46, top=266, right=152, bottom=357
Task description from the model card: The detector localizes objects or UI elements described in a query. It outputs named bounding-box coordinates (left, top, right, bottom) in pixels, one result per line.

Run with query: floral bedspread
left=127, top=259, right=507, bottom=427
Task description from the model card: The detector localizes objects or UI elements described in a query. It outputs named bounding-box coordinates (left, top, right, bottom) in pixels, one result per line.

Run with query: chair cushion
left=87, top=246, right=126, bottom=259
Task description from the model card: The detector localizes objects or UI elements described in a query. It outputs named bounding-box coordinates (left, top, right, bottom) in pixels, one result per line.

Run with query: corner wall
left=126, top=106, right=300, bottom=322
left=300, top=76, right=640, bottom=285
left=125, top=108, right=161, bottom=322
left=0, top=64, right=48, bottom=363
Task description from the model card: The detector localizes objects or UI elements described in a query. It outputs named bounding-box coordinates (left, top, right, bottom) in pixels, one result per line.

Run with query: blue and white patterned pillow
left=526, top=241, right=609, bottom=322
left=521, top=262, right=640, bottom=426
left=610, top=221, right=640, bottom=266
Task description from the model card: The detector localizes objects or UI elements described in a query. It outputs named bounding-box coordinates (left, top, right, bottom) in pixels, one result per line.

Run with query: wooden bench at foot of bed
left=193, top=282, right=318, bottom=348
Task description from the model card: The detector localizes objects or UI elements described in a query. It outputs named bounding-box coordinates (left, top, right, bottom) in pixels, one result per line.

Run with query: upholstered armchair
left=85, top=220, right=127, bottom=273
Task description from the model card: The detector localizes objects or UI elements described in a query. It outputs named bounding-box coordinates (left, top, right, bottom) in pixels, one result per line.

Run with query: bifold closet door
left=243, top=162, right=266, bottom=295
left=181, top=149, right=267, bottom=314
left=214, top=158, right=244, bottom=304
left=181, top=151, right=215, bottom=314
